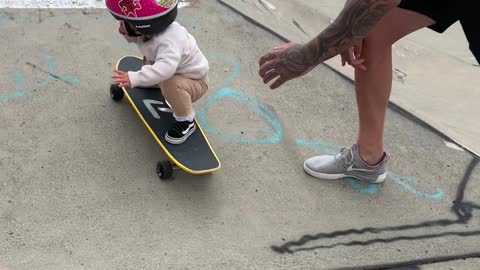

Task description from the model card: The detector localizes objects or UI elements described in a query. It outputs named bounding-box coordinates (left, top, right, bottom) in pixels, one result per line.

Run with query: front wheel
left=110, top=84, right=124, bottom=101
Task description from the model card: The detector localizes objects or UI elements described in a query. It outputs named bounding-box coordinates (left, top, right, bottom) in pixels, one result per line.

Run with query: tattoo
left=279, top=44, right=310, bottom=76
left=283, top=0, right=400, bottom=75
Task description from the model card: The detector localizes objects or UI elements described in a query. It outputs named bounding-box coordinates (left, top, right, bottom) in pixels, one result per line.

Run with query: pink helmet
left=106, top=0, right=178, bottom=35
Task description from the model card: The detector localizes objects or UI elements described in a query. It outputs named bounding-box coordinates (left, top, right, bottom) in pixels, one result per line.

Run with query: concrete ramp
left=219, top=0, right=480, bottom=157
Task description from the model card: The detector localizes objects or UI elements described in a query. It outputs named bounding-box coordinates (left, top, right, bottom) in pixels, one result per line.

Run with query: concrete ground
left=0, top=1, right=479, bottom=269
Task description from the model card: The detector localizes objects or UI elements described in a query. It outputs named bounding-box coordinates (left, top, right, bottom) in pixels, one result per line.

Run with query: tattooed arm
left=259, top=0, right=401, bottom=89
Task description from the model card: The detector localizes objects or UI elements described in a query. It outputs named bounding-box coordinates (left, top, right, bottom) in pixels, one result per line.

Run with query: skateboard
left=110, top=56, right=221, bottom=180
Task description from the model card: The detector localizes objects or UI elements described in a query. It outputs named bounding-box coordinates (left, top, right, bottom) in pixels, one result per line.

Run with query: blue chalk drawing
left=0, top=72, right=26, bottom=100
left=0, top=14, right=5, bottom=26
left=14, top=71, right=26, bottom=88
left=1, top=54, right=80, bottom=102
left=197, top=88, right=283, bottom=144
left=33, top=54, right=80, bottom=86
left=197, top=54, right=445, bottom=200
left=0, top=91, right=26, bottom=101
left=388, top=173, right=445, bottom=200
left=346, top=178, right=379, bottom=195
left=59, top=75, right=81, bottom=85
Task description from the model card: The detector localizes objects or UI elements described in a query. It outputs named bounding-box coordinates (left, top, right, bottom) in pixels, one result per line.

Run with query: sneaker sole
left=165, top=125, right=196, bottom=145
left=303, top=161, right=386, bottom=184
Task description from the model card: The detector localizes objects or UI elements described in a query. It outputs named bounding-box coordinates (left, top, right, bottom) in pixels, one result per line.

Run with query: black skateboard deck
left=110, top=56, right=221, bottom=179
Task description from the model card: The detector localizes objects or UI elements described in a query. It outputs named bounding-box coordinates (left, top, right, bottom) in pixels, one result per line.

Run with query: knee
left=161, top=77, right=182, bottom=97
left=161, top=76, right=178, bottom=89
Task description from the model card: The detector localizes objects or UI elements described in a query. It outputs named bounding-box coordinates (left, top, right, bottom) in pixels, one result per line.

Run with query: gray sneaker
left=303, top=144, right=390, bottom=184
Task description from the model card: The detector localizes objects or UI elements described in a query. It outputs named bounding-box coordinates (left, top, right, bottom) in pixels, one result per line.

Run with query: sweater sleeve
left=128, top=39, right=182, bottom=88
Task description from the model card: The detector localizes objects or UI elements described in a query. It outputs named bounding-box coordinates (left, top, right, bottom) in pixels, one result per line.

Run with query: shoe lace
left=171, top=121, right=188, bottom=134
left=335, top=147, right=354, bottom=168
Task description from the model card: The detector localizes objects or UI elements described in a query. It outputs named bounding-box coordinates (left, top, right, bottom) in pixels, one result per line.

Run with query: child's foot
left=165, top=120, right=196, bottom=144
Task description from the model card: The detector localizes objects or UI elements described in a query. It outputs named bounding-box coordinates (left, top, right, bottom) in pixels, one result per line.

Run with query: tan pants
left=160, top=74, right=209, bottom=118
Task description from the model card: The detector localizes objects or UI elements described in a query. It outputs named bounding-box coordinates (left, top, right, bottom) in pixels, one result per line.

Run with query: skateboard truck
left=156, top=160, right=181, bottom=180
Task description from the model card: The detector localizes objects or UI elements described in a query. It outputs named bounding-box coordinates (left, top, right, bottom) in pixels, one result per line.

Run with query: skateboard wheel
left=156, top=160, right=173, bottom=180
left=110, top=84, right=124, bottom=101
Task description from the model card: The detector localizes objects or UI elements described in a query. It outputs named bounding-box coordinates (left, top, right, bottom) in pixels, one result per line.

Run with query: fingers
left=113, top=77, right=128, bottom=83
left=112, top=77, right=127, bottom=82
left=345, top=60, right=367, bottom=71
left=258, top=43, right=299, bottom=89
left=351, top=59, right=367, bottom=71
left=112, top=70, right=129, bottom=86
left=259, top=52, right=276, bottom=68
left=352, top=43, right=366, bottom=71
left=354, top=50, right=361, bottom=59
left=116, top=80, right=129, bottom=88
left=259, top=60, right=278, bottom=77
left=111, top=76, right=122, bottom=82
left=263, top=70, right=279, bottom=84
left=111, top=74, right=125, bottom=81
left=112, top=70, right=127, bottom=79
left=343, top=47, right=367, bottom=71
left=270, top=77, right=286, bottom=90
left=341, top=54, right=347, bottom=66
left=112, top=78, right=126, bottom=85
left=353, top=64, right=367, bottom=71
left=354, top=40, right=363, bottom=57
left=348, top=47, right=357, bottom=64
left=351, top=58, right=365, bottom=65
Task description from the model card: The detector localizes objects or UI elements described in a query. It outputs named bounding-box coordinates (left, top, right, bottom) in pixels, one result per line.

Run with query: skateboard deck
left=112, top=56, right=221, bottom=177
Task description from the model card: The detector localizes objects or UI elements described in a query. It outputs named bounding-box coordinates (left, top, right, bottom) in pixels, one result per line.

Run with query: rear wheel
left=156, top=160, right=173, bottom=180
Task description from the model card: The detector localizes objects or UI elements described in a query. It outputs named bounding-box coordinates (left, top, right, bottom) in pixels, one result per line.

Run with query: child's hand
left=112, top=70, right=132, bottom=88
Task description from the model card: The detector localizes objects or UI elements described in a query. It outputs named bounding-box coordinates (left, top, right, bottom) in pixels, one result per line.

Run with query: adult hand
left=259, top=43, right=314, bottom=90
left=340, top=39, right=367, bottom=71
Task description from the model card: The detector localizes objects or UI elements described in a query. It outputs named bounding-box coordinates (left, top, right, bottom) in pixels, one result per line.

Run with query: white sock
left=173, top=112, right=195, bottom=122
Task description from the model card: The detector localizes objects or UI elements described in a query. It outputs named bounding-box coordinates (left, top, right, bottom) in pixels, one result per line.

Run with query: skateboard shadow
left=160, top=172, right=220, bottom=211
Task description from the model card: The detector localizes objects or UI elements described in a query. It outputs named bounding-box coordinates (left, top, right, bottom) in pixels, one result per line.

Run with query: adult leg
left=304, top=7, right=435, bottom=183
left=355, top=7, right=435, bottom=165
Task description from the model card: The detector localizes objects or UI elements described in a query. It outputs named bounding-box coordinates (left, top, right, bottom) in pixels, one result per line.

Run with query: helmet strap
left=124, top=22, right=142, bottom=37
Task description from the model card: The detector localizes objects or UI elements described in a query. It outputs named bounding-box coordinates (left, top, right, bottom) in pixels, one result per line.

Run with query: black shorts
left=398, top=0, right=479, bottom=64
